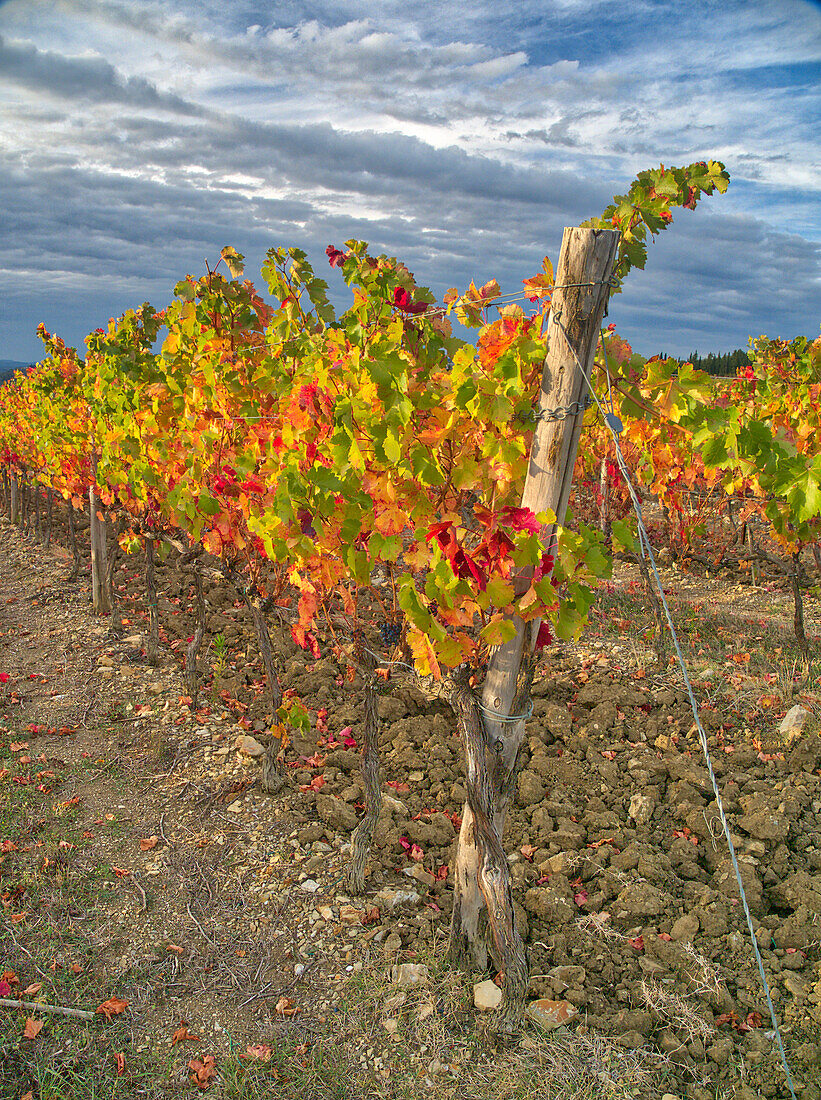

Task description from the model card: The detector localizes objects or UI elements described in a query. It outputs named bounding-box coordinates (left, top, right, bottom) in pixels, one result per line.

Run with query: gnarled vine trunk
left=346, top=651, right=381, bottom=894
left=144, top=536, right=160, bottom=667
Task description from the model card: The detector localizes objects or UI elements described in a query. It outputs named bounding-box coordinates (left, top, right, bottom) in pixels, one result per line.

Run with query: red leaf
left=499, top=506, right=540, bottom=533
left=326, top=245, right=347, bottom=268
left=574, top=890, right=588, bottom=906
left=628, top=935, right=644, bottom=951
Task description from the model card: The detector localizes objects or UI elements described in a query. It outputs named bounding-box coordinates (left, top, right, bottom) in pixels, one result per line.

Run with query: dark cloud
left=0, top=33, right=202, bottom=114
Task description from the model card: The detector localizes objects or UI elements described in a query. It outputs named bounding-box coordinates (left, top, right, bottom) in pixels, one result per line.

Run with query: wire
left=552, top=312, right=798, bottom=1100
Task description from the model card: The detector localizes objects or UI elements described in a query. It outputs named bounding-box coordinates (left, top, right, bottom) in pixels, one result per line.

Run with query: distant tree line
left=686, top=348, right=751, bottom=376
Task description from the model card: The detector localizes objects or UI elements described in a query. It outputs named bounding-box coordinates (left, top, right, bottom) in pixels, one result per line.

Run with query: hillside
left=0, top=359, right=30, bottom=383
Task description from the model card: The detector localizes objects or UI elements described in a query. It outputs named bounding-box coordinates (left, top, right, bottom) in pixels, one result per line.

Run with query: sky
left=0, top=0, right=819, bottom=364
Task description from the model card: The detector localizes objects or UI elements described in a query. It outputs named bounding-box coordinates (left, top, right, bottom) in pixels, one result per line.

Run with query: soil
left=1, top=506, right=821, bottom=1100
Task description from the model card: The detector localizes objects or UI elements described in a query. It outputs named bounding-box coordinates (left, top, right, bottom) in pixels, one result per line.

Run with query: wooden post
left=448, top=227, right=619, bottom=1026
left=89, top=456, right=110, bottom=613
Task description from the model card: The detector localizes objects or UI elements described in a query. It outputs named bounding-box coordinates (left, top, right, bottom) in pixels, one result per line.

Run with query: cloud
left=0, top=33, right=202, bottom=114
left=0, top=0, right=818, bottom=362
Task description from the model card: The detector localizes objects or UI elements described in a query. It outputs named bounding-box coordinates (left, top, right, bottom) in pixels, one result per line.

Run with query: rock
left=614, top=1030, right=646, bottom=1049
left=526, top=998, right=578, bottom=1031
left=628, top=793, right=655, bottom=826
left=779, top=705, right=810, bottom=740
left=391, top=963, right=429, bottom=988
left=707, top=1036, right=733, bottom=1066
left=524, top=885, right=575, bottom=925
left=783, top=972, right=808, bottom=998
left=548, top=965, right=585, bottom=991
left=404, top=864, right=436, bottom=887
left=382, top=932, right=402, bottom=955
left=316, top=794, right=359, bottom=833
left=613, top=883, right=670, bottom=918
left=770, top=872, right=821, bottom=913
left=518, top=771, right=546, bottom=807
left=712, top=856, right=764, bottom=914
left=381, top=793, right=409, bottom=816
left=299, top=879, right=320, bottom=893
left=788, top=732, right=821, bottom=772
left=376, top=886, right=422, bottom=910
left=736, top=811, right=789, bottom=842
left=542, top=851, right=572, bottom=875
left=225, top=799, right=243, bottom=813
left=473, top=979, right=502, bottom=1011
left=235, top=734, right=266, bottom=757
left=670, top=912, right=700, bottom=942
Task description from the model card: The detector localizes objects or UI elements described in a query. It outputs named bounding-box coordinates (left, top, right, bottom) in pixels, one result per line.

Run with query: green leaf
left=700, top=434, right=730, bottom=468
left=480, top=617, right=518, bottom=646
left=611, top=518, right=637, bottom=554
left=485, top=577, right=515, bottom=608
left=198, top=493, right=221, bottom=516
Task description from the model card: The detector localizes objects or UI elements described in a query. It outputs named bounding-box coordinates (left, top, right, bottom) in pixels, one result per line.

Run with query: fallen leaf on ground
left=171, top=1022, right=201, bottom=1045
left=96, top=997, right=128, bottom=1020
left=23, top=1018, right=43, bottom=1039
left=1, top=970, right=19, bottom=985
left=275, top=996, right=299, bottom=1016
left=189, top=1055, right=217, bottom=1089
left=166, top=943, right=184, bottom=954
left=22, top=982, right=42, bottom=995
left=114, top=1052, right=125, bottom=1076
left=244, top=1044, right=274, bottom=1061
left=139, top=836, right=159, bottom=851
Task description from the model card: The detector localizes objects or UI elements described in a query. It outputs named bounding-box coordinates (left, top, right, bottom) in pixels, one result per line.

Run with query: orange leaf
left=114, top=1051, right=126, bottom=1076
left=188, top=1054, right=217, bottom=1090
left=139, top=836, right=159, bottom=851
left=166, top=943, right=184, bottom=954
left=171, top=1022, right=201, bottom=1046
left=96, top=996, right=128, bottom=1020
left=23, top=982, right=42, bottom=995
left=2, top=970, right=19, bottom=985
left=244, top=1043, right=273, bottom=1061
left=275, top=996, right=299, bottom=1017
left=23, top=1018, right=44, bottom=1039
left=70, top=962, right=83, bottom=974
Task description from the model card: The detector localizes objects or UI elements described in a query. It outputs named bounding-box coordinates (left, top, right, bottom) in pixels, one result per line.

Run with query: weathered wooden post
left=10, top=472, right=19, bottom=524
left=89, top=455, right=110, bottom=613
left=448, top=226, right=620, bottom=1026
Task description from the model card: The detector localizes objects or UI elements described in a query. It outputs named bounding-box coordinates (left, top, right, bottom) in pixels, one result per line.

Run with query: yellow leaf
left=407, top=629, right=442, bottom=680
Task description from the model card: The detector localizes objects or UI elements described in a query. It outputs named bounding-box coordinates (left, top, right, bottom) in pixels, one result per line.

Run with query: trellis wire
left=551, top=313, right=798, bottom=1100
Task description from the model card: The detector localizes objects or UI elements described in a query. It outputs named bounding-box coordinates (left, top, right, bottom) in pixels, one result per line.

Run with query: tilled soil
left=1, top=510, right=821, bottom=1099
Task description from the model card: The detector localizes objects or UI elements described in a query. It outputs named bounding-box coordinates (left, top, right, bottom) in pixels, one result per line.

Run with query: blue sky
left=0, top=0, right=819, bottom=362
